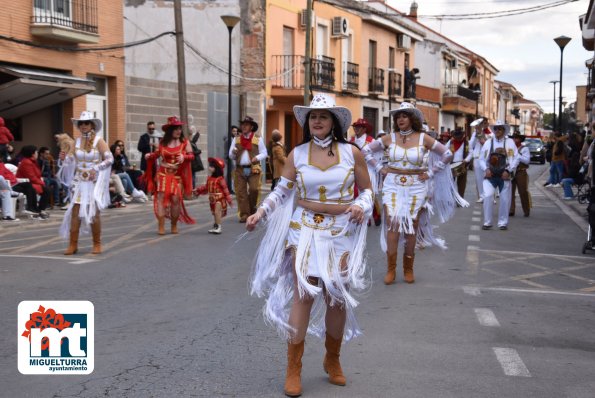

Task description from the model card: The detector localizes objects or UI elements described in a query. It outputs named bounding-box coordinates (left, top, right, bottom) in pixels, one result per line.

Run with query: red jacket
left=0, top=117, right=14, bottom=145
left=0, top=162, right=16, bottom=185
left=16, top=157, right=45, bottom=194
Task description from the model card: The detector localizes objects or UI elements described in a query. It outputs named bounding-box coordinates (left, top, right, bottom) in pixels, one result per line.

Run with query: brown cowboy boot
left=284, top=340, right=304, bottom=397
left=64, top=205, right=80, bottom=255
left=171, top=216, right=179, bottom=234
left=403, top=254, right=415, bottom=283
left=384, top=252, right=398, bottom=285
left=157, top=216, right=165, bottom=235
left=91, top=217, right=101, bottom=254
left=323, top=333, right=346, bottom=386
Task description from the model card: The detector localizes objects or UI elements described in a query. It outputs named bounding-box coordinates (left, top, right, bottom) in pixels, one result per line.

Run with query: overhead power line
left=420, top=0, right=578, bottom=20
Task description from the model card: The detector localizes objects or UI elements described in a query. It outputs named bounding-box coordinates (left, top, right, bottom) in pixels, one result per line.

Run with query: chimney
left=409, top=1, right=418, bottom=19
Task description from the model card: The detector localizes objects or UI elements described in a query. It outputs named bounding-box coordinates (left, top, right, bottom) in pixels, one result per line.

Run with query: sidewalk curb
left=534, top=168, right=588, bottom=234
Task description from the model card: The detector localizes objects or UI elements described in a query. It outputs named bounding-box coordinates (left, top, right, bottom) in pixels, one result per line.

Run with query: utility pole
left=174, top=0, right=189, bottom=134
left=303, top=0, right=313, bottom=105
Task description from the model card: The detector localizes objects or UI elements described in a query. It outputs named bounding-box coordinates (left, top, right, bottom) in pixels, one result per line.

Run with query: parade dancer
left=59, top=111, right=113, bottom=255
left=479, top=120, right=519, bottom=230
left=445, top=128, right=472, bottom=199
left=510, top=132, right=531, bottom=217
left=469, top=118, right=490, bottom=203
left=144, top=116, right=195, bottom=235
left=361, top=102, right=466, bottom=285
left=229, top=116, right=268, bottom=222
left=194, top=157, right=233, bottom=234
left=246, top=93, right=373, bottom=397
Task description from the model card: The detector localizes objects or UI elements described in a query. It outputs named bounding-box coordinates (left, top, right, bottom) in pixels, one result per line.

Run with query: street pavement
left=0, top=163, right=594, bottom=397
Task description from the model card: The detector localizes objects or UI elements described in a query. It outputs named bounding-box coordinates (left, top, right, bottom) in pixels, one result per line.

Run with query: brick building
left=0, top=0, right=125, bottom=153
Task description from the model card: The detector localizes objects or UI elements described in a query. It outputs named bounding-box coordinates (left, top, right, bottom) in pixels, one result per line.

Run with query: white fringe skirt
left=260, top=206, right=369, bottom=342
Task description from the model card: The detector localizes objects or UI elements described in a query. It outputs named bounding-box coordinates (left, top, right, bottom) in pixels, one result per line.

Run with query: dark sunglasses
left=78, top=121, right=92, bottom=126
left=148, top=128, right=155, bottom=131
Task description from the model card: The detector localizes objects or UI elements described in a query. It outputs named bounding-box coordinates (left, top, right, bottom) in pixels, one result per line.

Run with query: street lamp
left=221, top=15, right=241, bottom=189
left=554, top=35, right=571, bottom=132
left=549, top=80, right=559, bottom=130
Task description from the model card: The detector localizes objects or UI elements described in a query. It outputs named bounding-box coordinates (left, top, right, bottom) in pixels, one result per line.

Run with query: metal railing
left=32, top=0, right=98, bottom=34
left=388, top=71, right=402, bottom=98
left=271, top=55, right=304, bottom=89
left=443, top=84, right=480, bottom=101
left=342, top=61, right=359, bottom=91
left=368, top=67, right=384, bottom=94
left=310, top=56, right=335, bottom=90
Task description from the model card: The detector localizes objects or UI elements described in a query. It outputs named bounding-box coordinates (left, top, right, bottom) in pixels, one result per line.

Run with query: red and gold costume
left=195, top=176, right=233, bottom=217
left=145, top=143, right=195, bottom=224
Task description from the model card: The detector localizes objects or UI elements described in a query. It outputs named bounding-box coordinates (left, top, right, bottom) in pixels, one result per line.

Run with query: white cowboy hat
left=491, top=119, right=510, bottom=135
left=389, top=102, right=425, bottom=124
left=293, top=93, right=352, bottom=134
left=71, top=111, right=102, bottom=133
left=470, top=117, right=484, bottom=127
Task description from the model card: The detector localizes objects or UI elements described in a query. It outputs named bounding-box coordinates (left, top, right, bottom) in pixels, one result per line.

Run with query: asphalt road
left=0, top=163, right=594, bottom=397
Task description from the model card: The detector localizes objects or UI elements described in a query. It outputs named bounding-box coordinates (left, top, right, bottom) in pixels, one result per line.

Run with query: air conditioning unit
left=332, top=16, right=349, bottom=38
left=299, top=9, right=315, bottom=29
left=397, top=34, right=411, bottom=50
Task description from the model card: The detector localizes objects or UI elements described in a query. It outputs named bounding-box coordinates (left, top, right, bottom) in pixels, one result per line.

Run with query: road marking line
left=476, top=248, right=589, bottom=261
left=471, top=216, right=481, bottom=222
left=466, top=245, right=479, bottom=275
left=0, top=254, right=97, bottom=264
left=469, top=234, right=480, bottom=242
left=470, top=225, right=480, bottom=231
left=481, top=286, right=595, bottom=297
left=475, top=308, right=500, bottom=327
left=472, top=211, right=481, bottom=216
left=463, top=286, right=481, bottom=296
left=492, top=347, right=531, bottom=377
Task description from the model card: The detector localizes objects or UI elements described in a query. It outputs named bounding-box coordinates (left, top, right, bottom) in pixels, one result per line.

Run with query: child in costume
left=194, top=157, right=232, bottom=234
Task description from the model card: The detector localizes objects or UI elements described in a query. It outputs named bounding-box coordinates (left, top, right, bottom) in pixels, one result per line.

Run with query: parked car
left=526, top=138, right=546, bottom=164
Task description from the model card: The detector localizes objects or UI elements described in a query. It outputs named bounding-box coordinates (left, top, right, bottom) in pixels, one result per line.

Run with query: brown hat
left=239, top=116, right=258, bottom=132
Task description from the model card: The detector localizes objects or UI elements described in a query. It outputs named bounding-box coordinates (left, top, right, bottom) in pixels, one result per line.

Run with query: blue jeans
left=117, top=172, right=134, bottom=194
left=548, top=160, right=565, bottom=184
left=43, top=177, right=61, bottom=203
left=561, top=178, right=575, bottom=198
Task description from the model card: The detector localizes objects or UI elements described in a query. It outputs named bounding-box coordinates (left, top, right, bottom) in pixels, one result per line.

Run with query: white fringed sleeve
left=427, top=140, right=469, bottom=223
left=361, top=139, right=385, bottom=194
left=250, top=176, right=296, bottom=297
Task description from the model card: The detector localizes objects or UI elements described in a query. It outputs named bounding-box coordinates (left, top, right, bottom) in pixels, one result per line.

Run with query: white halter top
left=293, top=141, right=355, bottom=204
left=387, top=132, right=427, bottom=170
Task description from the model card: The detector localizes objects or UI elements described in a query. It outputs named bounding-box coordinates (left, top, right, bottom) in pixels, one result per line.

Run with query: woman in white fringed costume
left=58, top=111, right=113, bottom=255
left=246, top=94, right=373, bottom=397
left=361, top=102, right=467, bottom=285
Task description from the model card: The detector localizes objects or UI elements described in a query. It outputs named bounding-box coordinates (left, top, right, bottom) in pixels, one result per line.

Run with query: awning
left=0, top=65, right=95, bottom=119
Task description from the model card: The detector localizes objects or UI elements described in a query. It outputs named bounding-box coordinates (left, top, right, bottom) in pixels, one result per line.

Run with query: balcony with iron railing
left=30, top=0, right=99, bottom=43
left=271, top=55, right=305, bottom=90
left=388, top=71, right=402, bottom=98
left=443, top=84, right=480, bottom=115
left=342, top=61, right=359, bottom=92
left=310, top=56, right=335, bottom=91
left=368, top=67, right=384, bottom=94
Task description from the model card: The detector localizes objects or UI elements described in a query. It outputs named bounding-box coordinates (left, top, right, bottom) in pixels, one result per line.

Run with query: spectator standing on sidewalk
left=509, top=132, right=531, bottom=216
left=545, top=132, right=567, bottom=187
